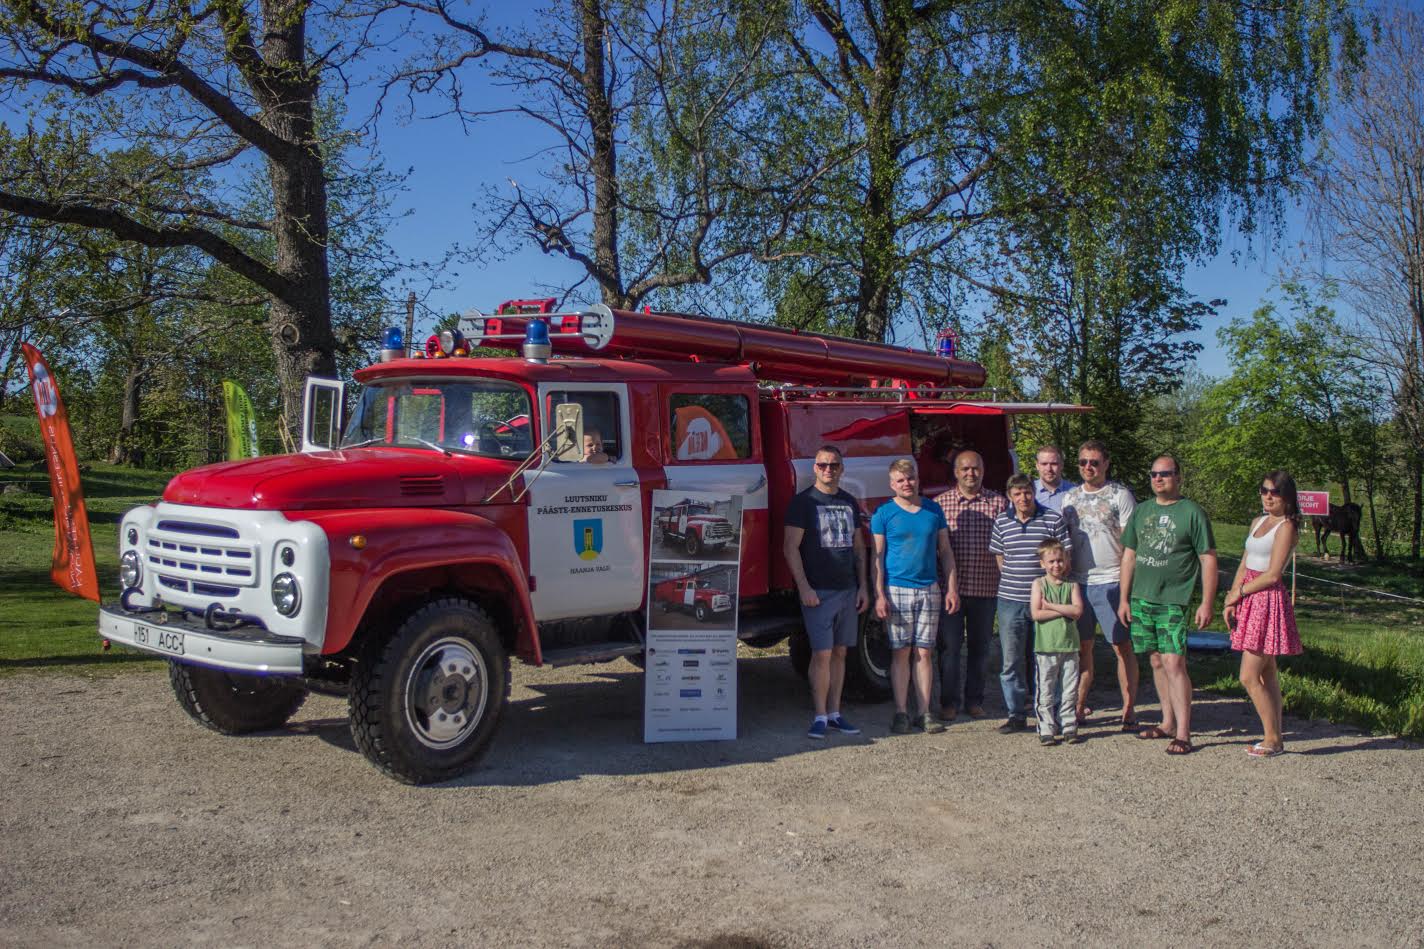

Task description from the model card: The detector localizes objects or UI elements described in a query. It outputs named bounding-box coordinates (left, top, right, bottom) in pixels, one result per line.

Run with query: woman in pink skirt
left=1223, top=470, right=1303, bottom=757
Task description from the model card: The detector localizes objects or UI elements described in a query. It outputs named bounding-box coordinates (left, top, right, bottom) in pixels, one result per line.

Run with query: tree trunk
left=578, top=0, right=627, bottom=309
left=1412, top=452, right=1423, bottom=560
left=109, top=364, right=145, bottom=466
left=851, top=0, right=910, bottom=344
left=259, top=0, right=337, bottom=438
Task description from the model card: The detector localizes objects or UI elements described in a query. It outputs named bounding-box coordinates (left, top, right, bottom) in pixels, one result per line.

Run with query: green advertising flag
left=222, top=380, right=260, bottom=460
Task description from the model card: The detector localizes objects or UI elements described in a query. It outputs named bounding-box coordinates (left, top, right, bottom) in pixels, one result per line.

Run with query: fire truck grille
left=705, top=522, right=733, bottom=540
left=146, top=519, right=259, bottom=595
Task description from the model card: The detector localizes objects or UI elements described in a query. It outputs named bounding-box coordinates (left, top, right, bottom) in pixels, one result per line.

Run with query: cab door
left=525, top=383, right=645, bottom=620
left=661, top=385, right=768, bottom=597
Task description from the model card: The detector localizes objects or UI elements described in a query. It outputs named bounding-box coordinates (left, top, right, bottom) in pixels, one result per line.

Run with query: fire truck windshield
left=341, top=380, right=534, bottom=458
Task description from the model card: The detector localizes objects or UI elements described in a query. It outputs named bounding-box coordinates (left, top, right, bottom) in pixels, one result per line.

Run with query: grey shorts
left=886, top=584, right=941, bottom=649
left=1077, top=582, right=1130, bottom=645
left=802, top=588, right=859, bottom=651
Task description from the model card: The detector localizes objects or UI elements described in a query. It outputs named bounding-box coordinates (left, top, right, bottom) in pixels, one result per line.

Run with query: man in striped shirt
left=990, top=473, right=1073, bottom=733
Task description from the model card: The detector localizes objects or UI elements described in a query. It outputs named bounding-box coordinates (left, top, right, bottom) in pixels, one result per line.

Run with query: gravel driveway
left=1, top=652, right=1419, bottom=947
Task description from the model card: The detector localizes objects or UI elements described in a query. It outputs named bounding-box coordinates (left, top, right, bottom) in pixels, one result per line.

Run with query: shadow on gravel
left=432, top=654, right=843, bottom=789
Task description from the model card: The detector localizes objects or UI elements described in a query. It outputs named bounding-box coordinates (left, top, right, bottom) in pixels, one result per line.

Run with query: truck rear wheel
left=169, top=661, right=308, bottom=734
left=787, top=615, right=892, bottom=703
left=350, top=598, right=510, bottom=785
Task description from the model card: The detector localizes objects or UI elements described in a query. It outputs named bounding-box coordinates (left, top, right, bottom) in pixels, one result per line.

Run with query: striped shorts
left=885, top=584, right=941, bottom=649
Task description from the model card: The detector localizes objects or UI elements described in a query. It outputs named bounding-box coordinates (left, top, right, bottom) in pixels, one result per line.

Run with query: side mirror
left=301, top=378, right=347, bottom=452
left=552, top=403, right=584, bottom=462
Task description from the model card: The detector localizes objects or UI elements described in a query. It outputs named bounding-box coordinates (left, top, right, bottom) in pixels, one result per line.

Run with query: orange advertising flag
left=21, top=343, right=100, bottom=602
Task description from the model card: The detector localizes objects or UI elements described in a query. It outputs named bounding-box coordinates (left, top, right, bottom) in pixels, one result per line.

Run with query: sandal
left=1165, top=738, right=1194, bottom=755
left=1247, top=742, right=1284, bottom=758
left=1119, top=717, right=1139, bottom=733
left=1136, top=725, right=1170, bottom=740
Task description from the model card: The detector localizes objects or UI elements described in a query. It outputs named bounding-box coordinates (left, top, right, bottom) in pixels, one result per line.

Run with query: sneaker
left=1065, top=732, right=1084, bottom=744
left=938, top=706, right=958, bottom=723
left=966, top=705, right=987, bottom=719
left=890, top=712, right=911, bottom=734
left=997, top=718, right=1027, bottom=734
left=827, top=714, right=861, bottom=735
left=1039, top=734, right=1057, bottom=746
left=911, top=714, right=927, bottom=732
left=807, top=718, right=828, bottom=740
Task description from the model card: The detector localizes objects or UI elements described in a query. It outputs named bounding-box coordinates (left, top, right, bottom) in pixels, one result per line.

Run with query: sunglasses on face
left=1259, top=485, right=1282, bottom=497
left=1149, top=470, right=1177, bottom=479
left=814, top=462, right=843, bottom=470
left=1077, top=458, right=1103, bottom=467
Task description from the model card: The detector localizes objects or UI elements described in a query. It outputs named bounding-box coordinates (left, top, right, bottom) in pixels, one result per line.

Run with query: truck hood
left=681, top=514, right=728, bottom=525
left=162, top=449, right=518, bottom=510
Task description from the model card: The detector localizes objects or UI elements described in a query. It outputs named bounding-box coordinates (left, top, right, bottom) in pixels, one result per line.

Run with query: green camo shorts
left=1129, top=598, right=1188, bottom=655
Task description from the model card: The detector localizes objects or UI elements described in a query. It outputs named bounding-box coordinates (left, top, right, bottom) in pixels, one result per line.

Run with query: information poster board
left=1298, top=491, right=1330, bottom=517
left=644, top=489, right=741, bottom=742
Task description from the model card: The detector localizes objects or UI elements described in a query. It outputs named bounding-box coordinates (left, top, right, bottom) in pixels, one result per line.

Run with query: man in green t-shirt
left=1117, top=455, right=1217, bottom=755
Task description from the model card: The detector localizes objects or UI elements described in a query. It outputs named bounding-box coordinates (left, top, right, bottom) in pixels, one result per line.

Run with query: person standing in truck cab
left=784, top=445, right=870, bottom=741
left=581, top=427, right=610, bottom=464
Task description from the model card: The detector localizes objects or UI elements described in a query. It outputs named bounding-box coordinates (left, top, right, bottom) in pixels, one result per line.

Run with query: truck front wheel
left=169, top=662, right=308, bottom=734
left=684, top=533, right=702, bottom=556
left=694, top=602, right=710, bottom=622
left=350, top=598, right=510, bottom=785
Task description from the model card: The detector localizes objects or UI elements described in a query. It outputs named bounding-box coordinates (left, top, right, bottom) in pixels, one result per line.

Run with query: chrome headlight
left=119, top=550, right=142, bottom=589
left=271, top=572, right=301, bottom=616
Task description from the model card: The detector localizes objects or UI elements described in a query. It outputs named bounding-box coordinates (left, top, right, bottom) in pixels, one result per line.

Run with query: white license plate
left=134, top=623, right=185, bottom=656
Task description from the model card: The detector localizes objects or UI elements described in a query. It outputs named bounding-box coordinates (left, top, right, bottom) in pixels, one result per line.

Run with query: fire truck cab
left=97, top=300, right=1086, bottom=784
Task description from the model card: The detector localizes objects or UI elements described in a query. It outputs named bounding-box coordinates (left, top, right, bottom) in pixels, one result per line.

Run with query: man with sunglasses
left=1060, top=440, right=1138, bottom=730
left=784, top=445, right=870, bottom=740
left=1117, top=455, right=1218, bottom=755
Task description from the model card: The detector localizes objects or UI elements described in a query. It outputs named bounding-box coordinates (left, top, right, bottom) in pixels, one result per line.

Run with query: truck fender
left=303, top=509, right=540, bottom=663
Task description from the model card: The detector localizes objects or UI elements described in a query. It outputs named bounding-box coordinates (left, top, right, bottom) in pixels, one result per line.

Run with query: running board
left=540, top=641, right=644, bottom=667
left=736, top=614, right=801, bottom=642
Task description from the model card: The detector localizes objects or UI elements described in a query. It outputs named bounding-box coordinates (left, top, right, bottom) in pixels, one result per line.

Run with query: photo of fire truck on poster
left=644, top=489, right=742, bottom=743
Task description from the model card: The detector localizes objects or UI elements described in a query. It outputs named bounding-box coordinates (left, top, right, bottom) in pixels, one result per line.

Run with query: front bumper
left=99, top=604, right=307, bottom=674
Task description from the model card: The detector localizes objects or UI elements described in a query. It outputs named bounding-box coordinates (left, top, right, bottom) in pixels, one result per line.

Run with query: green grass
left=4, top=471, right=1423, bottom=738
left=0, top=462, right=170, bottom=676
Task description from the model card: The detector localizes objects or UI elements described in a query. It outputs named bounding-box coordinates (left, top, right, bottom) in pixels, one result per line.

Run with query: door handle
left=614, top=479, right=639, bottom=488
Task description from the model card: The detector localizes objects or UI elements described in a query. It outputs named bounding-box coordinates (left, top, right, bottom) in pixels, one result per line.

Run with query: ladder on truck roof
left=458, top=302, right=988, bottom=389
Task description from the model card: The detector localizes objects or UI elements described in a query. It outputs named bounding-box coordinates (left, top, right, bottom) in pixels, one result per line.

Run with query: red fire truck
left=654, top=498, right=736, bottom=557
left=97, top=300, right=1085, bottom=783
left=652, top=566, right=735, bottom=622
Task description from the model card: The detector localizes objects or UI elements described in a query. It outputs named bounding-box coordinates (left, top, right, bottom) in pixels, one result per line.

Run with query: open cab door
left=301, top=377, right=346, bottom=452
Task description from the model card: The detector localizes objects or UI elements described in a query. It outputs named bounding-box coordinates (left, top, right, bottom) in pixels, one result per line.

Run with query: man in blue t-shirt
left=872, top=458, right=960, bottom=734
left=784, top=445, right=870, bottom=740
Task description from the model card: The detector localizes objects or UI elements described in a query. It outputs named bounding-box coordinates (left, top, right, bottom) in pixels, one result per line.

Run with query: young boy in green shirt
left=1030, top=539, right=1084, bottom=745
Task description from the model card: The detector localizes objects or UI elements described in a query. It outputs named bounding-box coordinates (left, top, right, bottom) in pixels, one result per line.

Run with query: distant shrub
left=0, top=415, right=44, bottom=463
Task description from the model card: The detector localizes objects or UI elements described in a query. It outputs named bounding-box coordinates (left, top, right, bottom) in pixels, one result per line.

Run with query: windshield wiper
left=339, top=435, right=452, bottom=457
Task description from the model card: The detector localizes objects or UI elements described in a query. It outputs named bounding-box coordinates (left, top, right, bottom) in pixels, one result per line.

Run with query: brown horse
left=1311, top=503, right=1364, bottom=562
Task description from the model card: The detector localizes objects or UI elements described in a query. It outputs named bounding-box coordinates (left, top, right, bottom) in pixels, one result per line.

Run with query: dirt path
left=1, top=654, right=1419, bottom=947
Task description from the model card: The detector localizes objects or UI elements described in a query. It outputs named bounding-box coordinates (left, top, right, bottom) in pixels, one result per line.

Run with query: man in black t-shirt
left=783, top=445, right=869, bottom=740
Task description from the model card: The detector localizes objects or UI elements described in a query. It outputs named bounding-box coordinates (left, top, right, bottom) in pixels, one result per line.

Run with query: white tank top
left=1244, top=516, right=1283, bottom=570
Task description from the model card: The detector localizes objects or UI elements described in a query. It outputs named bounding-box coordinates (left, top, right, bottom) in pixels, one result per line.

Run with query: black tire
left=169, top=661, right=308, bottom=734
left=684, top=532, right=702, bottom=557
left=788, top=629, right=810, bottom=679
left=786, top=614, right=892, bottom=702
left=844, top=613, right=893, bottom=701
left=349, top=598, right=510, bottom=785
left=695, top=602, right=710, bottom=622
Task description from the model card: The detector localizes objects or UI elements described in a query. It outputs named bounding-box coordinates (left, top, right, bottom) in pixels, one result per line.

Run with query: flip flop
left=1247, top=743, right=1284, bottom=758
left=1165, top=738, right=1194, bottom=755
left=1136, top=725, right=1170, bottom=740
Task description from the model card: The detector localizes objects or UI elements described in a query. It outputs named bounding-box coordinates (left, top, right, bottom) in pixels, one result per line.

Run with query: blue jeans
left=937, top=595, right=995, bottom=710
left=997, top=598, right=1035, bottom=719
